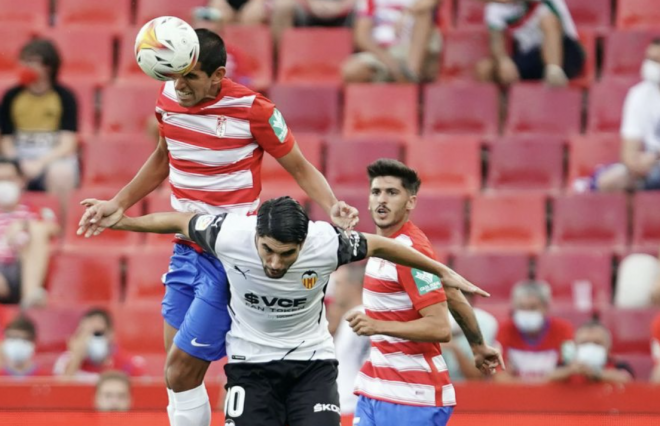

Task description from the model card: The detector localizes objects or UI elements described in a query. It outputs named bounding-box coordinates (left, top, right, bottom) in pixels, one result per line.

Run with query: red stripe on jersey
left=371, top=340, right=441, bottom=357
left=367, top=308, right=421, bottom=323
left=169, top=154, right=259, bottom=176
left=161, top=123, right=255, bottom=151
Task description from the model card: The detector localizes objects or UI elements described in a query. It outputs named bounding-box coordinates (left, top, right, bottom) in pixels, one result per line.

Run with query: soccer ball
left=134, top=16, right=199, bottom=81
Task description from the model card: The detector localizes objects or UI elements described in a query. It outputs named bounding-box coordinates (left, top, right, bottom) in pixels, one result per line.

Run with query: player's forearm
left=290, top=160, right=338, bottom=216
left=539, top=13, right=563, bottom=67
left=113, top=212, right=193, bottom=235
left=367, top=234, right=452, bottom=281
left=376, top=316, right=451, bottom=343
left=599, top=368, right=632, bottom=384
left=112, top=140, right=170, bottom=211
left=445, top=287, right=485, bottom=348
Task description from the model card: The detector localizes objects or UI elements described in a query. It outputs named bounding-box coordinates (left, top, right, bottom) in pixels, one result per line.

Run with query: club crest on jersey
left=194, top=215, right=215, bottom=231
left=216, top=115, right=227, bottom=137
left=301, top=270, right=318, bottom=289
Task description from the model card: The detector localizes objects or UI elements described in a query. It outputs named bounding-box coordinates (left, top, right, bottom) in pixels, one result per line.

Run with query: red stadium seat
left=439, top=29, right=490, bottom=81
left=0, top=0, right=49, bottom=31
left=409, top=195, right=466, bottom=252
left=45, top=28, right=114, bottom=86
left=548, top=306, right=596, bottom=330
left=56, top=0, right=131, bottom=33
left=136, top=0, right=206, bottom=23
left=587, top=79, right=635, bottom=134
left=422, top=83, right=498, bottom=136
left=260, top=133, right=322, bottom=202
left=126, top=250, right=171, bottom=302
left=564, top=0, right=612, bottom=34
left=505, top=84, right=582, bottom=136
left=632, top=192, right=660, bottom=252
left=24, top=305, right=96, bottom=352
left=278, top=28, right=352, bottom=86
left=489, top=134, right=566, bottom=147
left=20, top=191, right=60, bottom=223
left=70, top=83, right=97, bottom=136
left=570, top=30, right=597, bottom=88
left=616, top=0, right=660, bottom=30
left=63, top=188, right=144, bottom=252
left=486, top=141, right=564, bottom=194
left=100, top=83, right=161, bottom=135
left=603, top=30, right=660, bottom=80
left=456, top=0, right=485, bottom=28
left=325, top=140, right=403, bottom=193
left=0, top=28, right=35, bottom=82
left=223, top=25, right=274, bottom=91
left=452, top=252, right=531, bottom=303
left=437, top=0, right=454, bottom=30
left=537, top=250, right=612, bottom=308
left=603, top=308, right=660, bottom=353
left=269, top=84, right=340, bottom=134
left=551, top=193, right=628, bottom=253
left=567, top=134, right=621, bottom=185
left=48, top=251, right=122, bottom=303
left=343, top=84, right=419, bottom=138
left=113, top=302, right=165, bottom=353
left=469, top=193, right=547, bottom=253
left=407, top=136, right=481, bottom=196
left=81, top=138, right=154, bottom=190
left=617, top=352, right=654, bottom=381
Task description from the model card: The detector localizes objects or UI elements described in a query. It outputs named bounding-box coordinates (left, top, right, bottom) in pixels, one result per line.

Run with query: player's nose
left=173, top=77, right=187, bottom=91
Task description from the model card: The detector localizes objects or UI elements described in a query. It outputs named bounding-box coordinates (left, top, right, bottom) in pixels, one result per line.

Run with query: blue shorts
left=162, top=244, right=231, bottom=362
left=353, top=396, right=453, bottom=426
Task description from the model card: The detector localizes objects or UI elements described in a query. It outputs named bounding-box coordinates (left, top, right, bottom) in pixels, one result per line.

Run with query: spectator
left=0, top=315, right=45, bottom=377
left=202, top=0, right=268, bottom=34
left=596, top=39, right=660, bottom=192
left=0, top=158, right=59, bottom=307
left=53, top=308, right=145, bottom=379
left=329, top=265, right=370, bottom=415
left=341, top=0, right=442, bottom=83
left=0, top=39, right=79, bottom=209
left=613, top=253, right=659, bottom=308
left=95, top=370, right=132, bottom=412
left=652, top=314, right=660, bottom=383
left=442, top=293, right=499, bottom=381
left=494, top=280, right=574, bottom=383
left=547, top=320, right=633, bottom=384
left=475, top=0, right=584, bottom=87
left=271, top=0, right=356, bottom=41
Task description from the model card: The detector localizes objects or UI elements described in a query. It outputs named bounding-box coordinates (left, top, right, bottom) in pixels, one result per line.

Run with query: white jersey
left=485, top=0, right=578, bottom=54
left=621, top=81, right=660, bottom=153
left=188, top=213, right=368, bottom=363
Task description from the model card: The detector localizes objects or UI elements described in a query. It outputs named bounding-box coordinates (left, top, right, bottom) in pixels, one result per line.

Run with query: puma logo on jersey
left=234, top=265, right=249, bottom=279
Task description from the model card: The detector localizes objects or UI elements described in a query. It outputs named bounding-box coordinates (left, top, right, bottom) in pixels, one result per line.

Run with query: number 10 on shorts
left=224, top=386, right=246, bottom=418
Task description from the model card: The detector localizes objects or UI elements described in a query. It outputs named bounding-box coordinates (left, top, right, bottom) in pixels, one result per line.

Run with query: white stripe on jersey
left=170, top=194, right=259, bottom=215
left=202, top=95, right=256, bottom=109
left=162, top=112, right=252, bottom=139
left=166, top=137, right=258, bottom=166
left=355, top=372, right=438, bottom=406
left=169, top=166, right=253, bottom=191
left=363, top=288, right=413, bottom=312
left=365, top=257, right=398, bottom=282
left=369, top=347, right=431, bottom=372
left=370, top=335, right=410, bottom=344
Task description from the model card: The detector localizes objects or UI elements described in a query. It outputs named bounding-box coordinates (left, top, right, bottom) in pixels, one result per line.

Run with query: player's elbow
left=435, top=324, right=452, bottom=343
left=426, top=318, right=451, bottom=343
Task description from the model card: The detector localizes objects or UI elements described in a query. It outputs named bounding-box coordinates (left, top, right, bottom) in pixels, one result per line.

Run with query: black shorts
left=0, top=262, right=21, bottom=304
left=513, top=35, right=585, bottom=80
left=223, top=359, right=340, bottom=426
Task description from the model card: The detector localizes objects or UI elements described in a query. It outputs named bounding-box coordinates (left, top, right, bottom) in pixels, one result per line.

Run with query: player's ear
left=407, top=194, right=417, bottom=211
left=212, top=66, right=226, bottom=84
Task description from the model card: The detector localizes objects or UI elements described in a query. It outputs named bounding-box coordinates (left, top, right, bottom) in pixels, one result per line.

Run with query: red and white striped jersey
left=155, top=78, right=295, bottom=216
left=355, top=221, right=455, bottom=407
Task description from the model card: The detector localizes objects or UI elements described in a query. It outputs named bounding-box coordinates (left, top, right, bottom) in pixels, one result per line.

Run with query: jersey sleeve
left=335, top=228, right=368, bottom=266
left=0, top=87, right=21, bottom=135
left=56, top=86, right=78, bottom=132
left=485, top=4, right=508, bottom=31
left=248, top=95, right=295, bottom=159
left=620, top=85, right=645, bottom=140
left=187, top=213, right=229, bottom=256
left=395, top=243, right=446, bottom=312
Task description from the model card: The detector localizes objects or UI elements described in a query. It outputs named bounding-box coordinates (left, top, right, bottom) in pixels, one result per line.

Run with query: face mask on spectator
left=641, top=59, right=660, bottom=84
left=0, top=181, right=21, bottom=208
left=87, top=336, right=110, bottom=363
left=575, top=342, right=607, bottom=371
left=17, top=66, right=40, bottom=86
left=2, top=338, right=35, bottom=364
left=512, top=310, right=545, bottom=333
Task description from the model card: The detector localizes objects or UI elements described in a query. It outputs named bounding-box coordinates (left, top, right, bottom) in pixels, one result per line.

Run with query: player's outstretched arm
left=110, top=212, right=195, bottom=236
left=363, top=233, right=489, bottom=297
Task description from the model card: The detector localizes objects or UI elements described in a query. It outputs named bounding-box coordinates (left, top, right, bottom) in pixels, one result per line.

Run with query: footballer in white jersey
left=104, top=196, right=487, bottom=426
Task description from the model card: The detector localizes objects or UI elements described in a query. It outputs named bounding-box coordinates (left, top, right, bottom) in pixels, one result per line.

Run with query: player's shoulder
left=306, top=220, right=341, bottom=248
left=397, top=222, right=434, bottom=255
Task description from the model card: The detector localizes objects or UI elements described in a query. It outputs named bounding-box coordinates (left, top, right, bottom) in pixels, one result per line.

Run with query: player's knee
left=165, top=350, right=208, bottom=392
left=475, top=58, right=495, bottom=82
left=342, top=59, right=372, bottom=83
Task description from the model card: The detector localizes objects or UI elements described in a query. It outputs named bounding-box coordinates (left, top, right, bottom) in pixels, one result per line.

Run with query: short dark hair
left=96, top=370, right=131, bottom=393
left=0, top=157, right=23, bottom=177
left=257, top=197, right=309, bottom=244
left=367, top=159, right=421, bottom=195
left=652, top=38, right=660, bottom=46
left=5, top=315, right=37, bottom=341
left=83, top=307, right=113, bottom=331
left=195, top=29, right=226, bottom=76
left=20, top=39, right=61, bottom=83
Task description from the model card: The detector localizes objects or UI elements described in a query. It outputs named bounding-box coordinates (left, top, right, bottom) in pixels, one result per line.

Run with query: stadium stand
left=0, top=0, right=49, bottom=32
left=616, top=0, right=660, bottom=30
left=47, top=251, right=122, bottom=304
left=223, top=25, right=273, bottom=91
left=603, top=30, right=660, bottom=80
left=632, top=192, right=660, bottom=253
left=45, top=28, right=114, bottom=86
left=505, top=84, right=582, bottom=136
left=587, top=79, right=636, bottom=134
left=269, top=84, right=340, bottom=134
left=439, top=28, right=491, bottom=81
left=55, top=0, right=132, bottom=34
left=456, top=0, right=485, bottom=29
left=564, top=0, right=612, bottom=34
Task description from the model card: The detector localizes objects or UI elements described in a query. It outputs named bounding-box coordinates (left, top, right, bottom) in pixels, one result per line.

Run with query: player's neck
left=376, top=219, right=408, bottom=238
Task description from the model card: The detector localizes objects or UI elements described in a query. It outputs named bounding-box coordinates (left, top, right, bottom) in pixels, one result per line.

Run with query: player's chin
left=264, top=268, right=287, bottom=279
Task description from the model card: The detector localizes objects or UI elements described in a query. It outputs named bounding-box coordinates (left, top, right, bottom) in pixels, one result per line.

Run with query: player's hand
left=77, top=199, right=124, bottom=238
left=346, top=312, right=381, bottom=337
left=330, top=201, right=359, bottom=230
left=544, top=64, right=568, bottom=87
left=68, top=320, right=93, bottom=357
left=440, top=269, right=490, bottom=298
left=472, top=344, right=505, bottom=375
